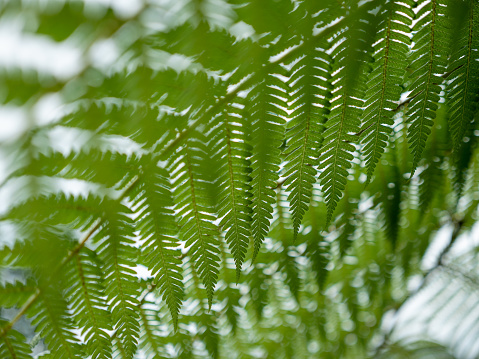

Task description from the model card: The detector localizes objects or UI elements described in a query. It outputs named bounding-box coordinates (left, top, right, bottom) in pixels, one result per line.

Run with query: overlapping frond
left=318, top=51, right=365, bottom=223
left=406, top=0, right=449, bottom=172
left=2, top=1, right=479, bottom=358
left=361, top=1, right=413, bottom=180
left=94, top=201, right=140, bottom=358
left=446, top=0, right=479, bottom=154
left=248, top=73, right=287, bottom=258
left=129, top=156, right=183, bottom=326
left=65, top=248, right=112, bottom=359
left=283, top=12, right=332, bottom=237
left=30, top=287, right=83, bottom=359
left=170, top=136, right=220, bottom=307
left=210, top=109, right=252, bottom=279
left=0, top=323, right=32, bottom=359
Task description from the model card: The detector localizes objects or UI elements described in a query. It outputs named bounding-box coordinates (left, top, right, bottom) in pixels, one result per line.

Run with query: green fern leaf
left=248, top=75, right=287, bottom=259
left=130, top=156, right=183, bottom=326
left=335, top=188, right=358, bottom=258
left=198, top=312, right=219, bottom=359
left=446, top=0, right=479, bottom=153
left=284, top=20, right=332, bottom=237
left=29, top=287, right=83, bottom=359
left=418, top=105, right=450, bottom=213
left=0, top=281, right=36, bottom=309
left=210, top=109, right=252, bottom=279
left=138, top=299, right=166, bottom=359
left=65, top=249, right=112, bottom=359
left=318, top=6, right=371, bottom=223
left=407, top=0, right=449, bottom=172
left=318, top=68, right=365, bottom=223
left=94, top=201, right=140, bottom=358
left=281, top=251, right=301, bottom=301
left=361, top=1, right=413, bottom=180
left=0, top=324, right=33, bottom=359
left=248, top=264, right=270, bottom=320
left=171, top=137, right=220, bottom=307
left=11, top=150, right=137, bottom=189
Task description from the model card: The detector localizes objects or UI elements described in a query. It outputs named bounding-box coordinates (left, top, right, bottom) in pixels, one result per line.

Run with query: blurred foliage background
left=0, top=0, right=479, bottom=358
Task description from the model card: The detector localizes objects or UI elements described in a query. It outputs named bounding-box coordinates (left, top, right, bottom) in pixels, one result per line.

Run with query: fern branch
left=210, top=109, right=252, bottom=280
left=284, top=30, right=331, bottom=237
left=130, top=157, right=183, bottom=327
left=446, top=0, right=479, bottom=153
left=0, top=176, right=138, bottom=340
left=171, top=138, right=220, bottom=307
left=406, top=0, right=449, bottom=173
left=361, top=1, right=413, bottom=181
left=249, top=75, right=287, bottom=259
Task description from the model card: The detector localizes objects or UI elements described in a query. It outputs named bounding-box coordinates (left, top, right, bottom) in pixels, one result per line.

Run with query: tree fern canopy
left=1, top=0, right=479, bottom=358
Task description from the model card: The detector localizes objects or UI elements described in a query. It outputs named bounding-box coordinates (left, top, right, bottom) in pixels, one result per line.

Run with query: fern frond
left=65, top=249, right=112, bottom=359
left=183, top=258, right=220, bottom=359
left=210, top=109, right=252, bottom=280
left=376, top=150, right=402, bottom=247
left=29, top=287, right=83, bottom=359
left=305, top=237, right=330, bottom=291
left=0, top=324, right=33, bottom=359
left=171, top=136, right=220, bottom=307
left=335, top=187, right=358, bottom=258
left=273, top=189, right=301, bottom=300
left=281, top=251, right=301, bottom=301
left=318, top=4, right=374, bottom=223
left=318, top=59, right=365, bottom=223
left=94, top=201, right=140, bottom=358
left=7, top=194, right=104, bottom=230
left=130, top=156, right=183, bottom=326
left=284, top=28, right=331, bottom=237
left=446, top=0, right=479, bottom=153
left=407, top=0, right=449, bottom=172
left=0, top=281, right=36, bottom=309
left=12, top=149, right=138, bottom=189
left=138, top=299, right=166, bottom=359
left=248, top=75, right=287, bottom=259
left=361, top=1, right=413, bottom=180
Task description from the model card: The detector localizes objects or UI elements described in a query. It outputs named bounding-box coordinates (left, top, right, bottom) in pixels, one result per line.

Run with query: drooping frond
left=138, top=298, right=166, bottom=359
left=30, top=287, right=83, bottom=359
left=94, top=200, right=140, bottom=358
left=446, top=0, right=479, bottom=153
left=210, top=108, right=252, bottom=279
left=0, top=281, right=36, bottom=309
left=406, top=0, right=449, bottom=172
left=170, top=136, right=220, bottom=307
left=318, top=24, right=367, bottom=222
left=3, top=1, right=479, bottom=358
left=418, top=105, right=450, bottom=213
left=129, top=155, right=183, bottom=326
left=12, top=149, right=137, bottom=189
left=361, top=1, right=413, bottom=180
left=65, top=249, right=112, bottom=359
left=283, top=5, right=332, bottom=237
left=248, top=73, right=287, bottom=258
left=0, top=323, right=32, bottom=359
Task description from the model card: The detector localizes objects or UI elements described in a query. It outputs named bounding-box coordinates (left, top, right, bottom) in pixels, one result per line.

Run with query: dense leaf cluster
left=1, top=0, right=479, bottom=358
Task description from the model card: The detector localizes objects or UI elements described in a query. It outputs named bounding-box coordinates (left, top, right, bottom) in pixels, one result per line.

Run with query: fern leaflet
left=361, top=1, right=413, bottom=180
